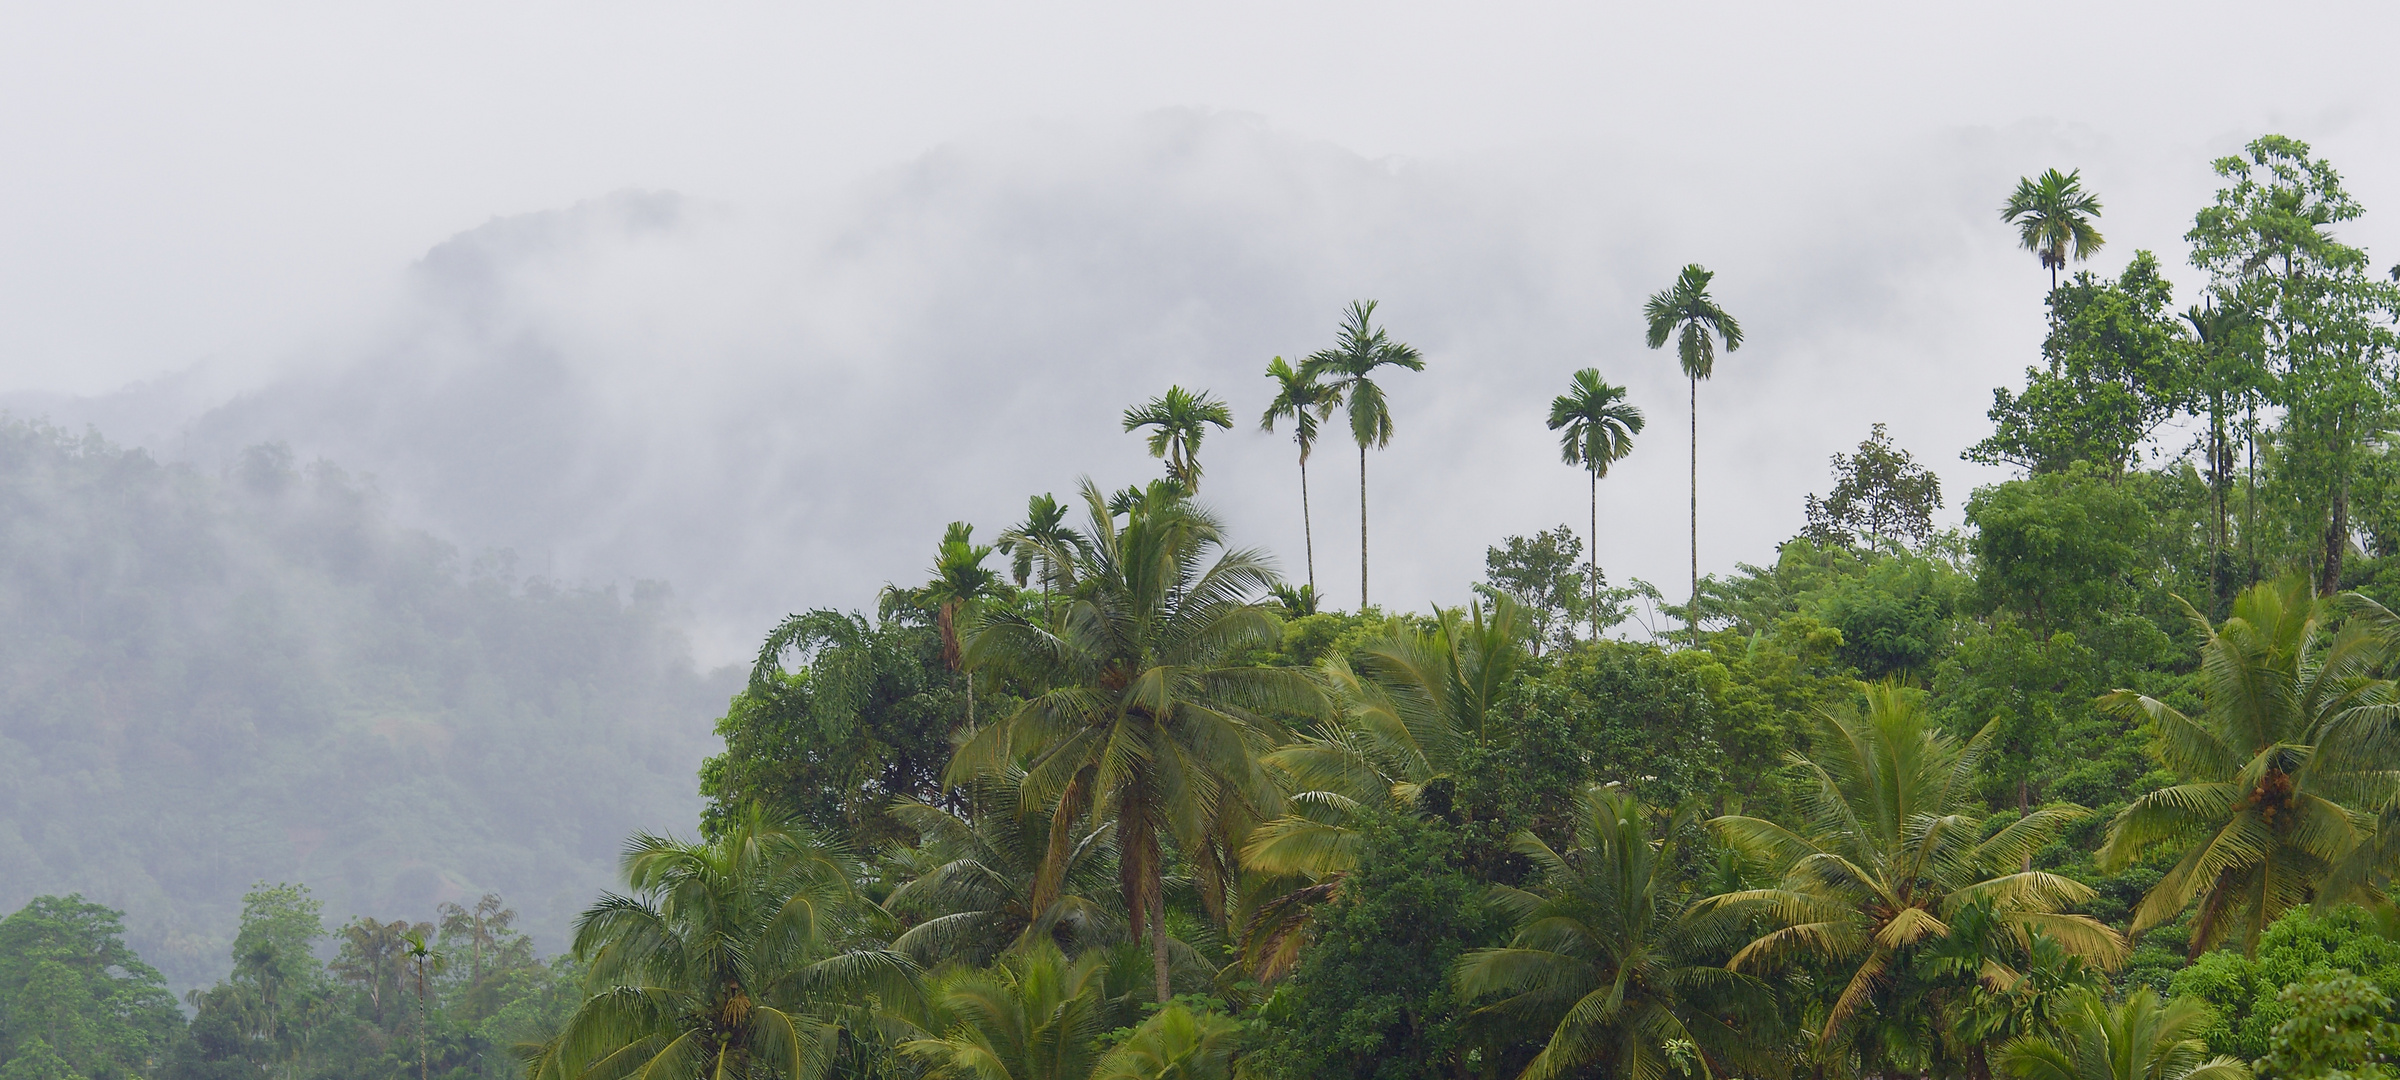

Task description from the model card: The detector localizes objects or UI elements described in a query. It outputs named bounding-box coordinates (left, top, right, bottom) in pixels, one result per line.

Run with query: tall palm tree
left=1547, top=369, right=1644, bottom=640
left=955, top=481, right=1322, bottom=1002
left=1996, top=989, right=2249, bottom=1080
left=401, top=928, right=441, bottom=1080
left=1301, top=300, right=1425, bottom=610
left=895, top=522, right=1006, bottom=727
left=527, top=808, right=912, bottom=1080
left=898, top=944, right=1139, bottom=1080
left=1643, top=266, right=1742, bottom=647
left=998, top=495, right=1087, bottom=617
left=2097, top=578, right=2393, bottom=955
left=1122, top=387, right=1234, bottom=493
left=2001, top=169, right=2107, bottom=290
left=1705, top=686, right=2125, bottom=1052
left=1453, top=786, right=1772, bottom=1080
left=1261, top=356, right=1343, bottom=594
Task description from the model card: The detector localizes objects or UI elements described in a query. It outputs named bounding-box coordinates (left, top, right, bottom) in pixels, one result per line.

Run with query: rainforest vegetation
left=14, top=133, right=2400, bottom=1080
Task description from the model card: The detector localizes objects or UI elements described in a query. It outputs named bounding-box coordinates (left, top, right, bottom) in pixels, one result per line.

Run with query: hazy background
left=3, top=0, right=2398, bottom=976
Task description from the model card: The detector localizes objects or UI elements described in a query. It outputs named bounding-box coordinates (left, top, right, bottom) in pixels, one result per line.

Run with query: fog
left=3, top=0, right=2399, bottom=964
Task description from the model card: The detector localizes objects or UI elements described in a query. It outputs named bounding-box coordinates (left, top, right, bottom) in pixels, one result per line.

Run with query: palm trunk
left=1151, top=888, right=1173, bottom=1005
left=1359, top=444, right=1370, bottom=611
left=1688, top=374, right=1699, bottom=648
left=1300, top=452, right=1316, bottom=593
left=2321, top=471, right=2350, bottom=597
left=1589, top=468, right=1600, bottom=640
left=2246, top=404, right=2258, bottom=584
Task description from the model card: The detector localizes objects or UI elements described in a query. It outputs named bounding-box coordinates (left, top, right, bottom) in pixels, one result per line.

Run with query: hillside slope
left=0, top=422, right=733, bottom=990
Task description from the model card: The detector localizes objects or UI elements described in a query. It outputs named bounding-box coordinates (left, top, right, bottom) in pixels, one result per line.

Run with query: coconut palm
left=1643, top=266, right=1742, bottom=647
left=955, top=480, right=1322, bottom=1002
left=2001, top=169, right=2107, bottom=290
left=1547, top=369, right=1644, bottom=639
left=1090, top=1003, right=1242, bottom=1080
left=1122, top=387, right=1234, bottom=493
left=880, top=778, right=1122, bottom=967
left=898, top=944, right=1140, bottom=1080
left=1245, top=598, right=1533, bottom=881
left=2097, top=578, right=2394, bottom=955
left=1995, top=989, right=2249, bottom=1080
left=527, top=808, right=912, bottom=1080
left=1453, top=786, right=1772, bottom=1080
left=1261, top=355, right=1343, bottom=594
left=1705, top=685, right=2126, bottom=1051
left=1301, top=300, right=1425, bottom=610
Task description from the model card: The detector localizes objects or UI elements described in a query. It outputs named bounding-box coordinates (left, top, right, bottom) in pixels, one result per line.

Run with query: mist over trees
left=17, top=130, right=2400, bottom=1080
left=0, top=422, right=730, bottom=992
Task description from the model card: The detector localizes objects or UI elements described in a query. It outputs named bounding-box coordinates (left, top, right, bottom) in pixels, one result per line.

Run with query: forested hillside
left=15, top=132, right=2400, bottom=1080
left=0, top=422, right=732, bottom=991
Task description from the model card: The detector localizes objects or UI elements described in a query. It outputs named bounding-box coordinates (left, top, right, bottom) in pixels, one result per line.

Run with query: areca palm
left=1547, top=369, right=1644, bottom=640
left=1643, top=266, right=1741, bottom=647
left=1122, top=387, right=1233, bottom=493
left=2001, top=169, right=2107, bottom=290
left=1453, top=787, right=1771, bottom=1080
left=1995, top=989, right=2249, bottom=1080
left=896, top=522, right=1007, bottom=726
left=1301, top=300, right=1425, bottom=610
left=527, top=809, right=912, bottom=1080
left=1260, top=355, right=1342, bottom=594
left=998, top=495, right=1087, bottom=622
left=1704, top=686, right=2125, bottom=1052
left=2097, top=578, right=2394, bottom=955
left=956, top=480, right=1322, bottom=1002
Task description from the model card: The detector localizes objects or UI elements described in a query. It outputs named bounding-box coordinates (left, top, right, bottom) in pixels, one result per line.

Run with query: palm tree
left=1995, top=989, right=2249, bottom=1080
left=2097, top=578, right=2393, bottom=955
left=1245, top=598, right=1533, bottom=880
left=1547, top=369, right=1644, bottom=640
left=956, top=481, right=1322, bottom=1002
left=1643, top=266, right=1742, bottom=647
left=1704, top=686, right=2126, bottom=1052
left=881, top=779, right=1122, bottom=967
left=1301, top=300, right=1425, bottom=610
left=894, top=522, right=1006, bottom=727
left=2001, top=169, right=2107, bottom=290
left=1261, top=356, right=1343, bottom=594
left=401, top=928, right=441, bottom=1080
left=898, top=944, right=1138, bottom=1080
left=998, top=494, right=1087, bottom=616
left=1090, top=1003, right=1242, bottom=1080
left=1122, top=387, right=1234, bottom=493
left=1453, top=786, right=1772, bottom=1080
left=528, top=808, right=912, bottom=1080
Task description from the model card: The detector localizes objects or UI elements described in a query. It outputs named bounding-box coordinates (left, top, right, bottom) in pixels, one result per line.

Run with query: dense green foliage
left=22, top=132, right=2400, bottom=1080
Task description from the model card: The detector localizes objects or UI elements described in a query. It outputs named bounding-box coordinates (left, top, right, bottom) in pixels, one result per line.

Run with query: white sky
left=5, top=1, right=2398, bottom=659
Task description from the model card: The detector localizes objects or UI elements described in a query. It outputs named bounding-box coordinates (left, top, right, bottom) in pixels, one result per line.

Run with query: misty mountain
left=0, top=421, right=732, bottom=991
left=13, top=110, right=2091, bottom=662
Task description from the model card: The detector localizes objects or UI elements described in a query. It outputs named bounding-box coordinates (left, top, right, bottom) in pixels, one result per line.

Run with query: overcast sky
left=6, top=1, right=2399, bottom=660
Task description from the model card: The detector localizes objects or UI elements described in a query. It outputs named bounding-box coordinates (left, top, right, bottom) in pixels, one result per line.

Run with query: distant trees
left=1804, top=423, right=1943, bottom=549
left=2001, top=168, right=2107, bottom=290
left=1302, top=300, right=1425, bottom=610
left=1477, top=528, right=1591, bottom=654
left=1645, top=265, right=1743, bottom=646
left=0, top=896, right=180, bottom=1080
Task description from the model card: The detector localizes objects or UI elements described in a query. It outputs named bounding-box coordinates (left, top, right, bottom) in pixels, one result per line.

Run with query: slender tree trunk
left=1359, top=444, right=1370, bottom=610
left=1589, top=469, right=1599, bottom=640
left=2246, top=405, right=2259, bottom=584
left=1300, top=452, right=1315, bottom=593
left=1150, top=888, right=1173, bottom=1004
left=2321, top=471, right=2351, bottom=597
left=1688, top=374, right=1699, bottom=647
